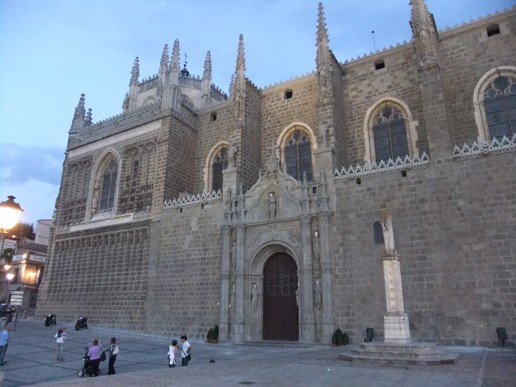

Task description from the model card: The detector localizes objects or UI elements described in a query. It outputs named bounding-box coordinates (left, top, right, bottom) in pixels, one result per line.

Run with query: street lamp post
left=0, top=196, right=23, bottom=304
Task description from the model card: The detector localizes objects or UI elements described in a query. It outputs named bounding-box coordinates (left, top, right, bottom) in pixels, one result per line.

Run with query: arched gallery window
left=100, top=159, right=118, bottom=211
left=364, top=99, right=416, bottom=163
left=212, top=146, right=228, bottom=192
left=283, top=128, right=313, bottom=181
left=474, top=67, right=516, bottom=141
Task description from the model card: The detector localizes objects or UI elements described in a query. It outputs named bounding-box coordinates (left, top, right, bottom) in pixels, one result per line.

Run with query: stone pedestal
left=384, top=314, right=411, bottom=344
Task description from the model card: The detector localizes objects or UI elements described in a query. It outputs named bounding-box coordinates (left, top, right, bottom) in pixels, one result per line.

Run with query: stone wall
left=332, top=151, right=516, bottom=345
left=439, top=12, right=516, bottom=144
left=37, top=221, right=150, bottom=330
left=144, top=201, right=225, bottom=338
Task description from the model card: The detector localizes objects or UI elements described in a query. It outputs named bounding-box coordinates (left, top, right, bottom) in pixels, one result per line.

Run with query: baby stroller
left=78, top=347, right=106, bottom=377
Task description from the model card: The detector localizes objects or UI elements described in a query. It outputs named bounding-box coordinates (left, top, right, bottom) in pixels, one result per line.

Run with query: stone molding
left=163, top=190, right=222, bottom=209
left=333, top=152, right=430, bottom=180
left=452, top=134, right=516, bottom=160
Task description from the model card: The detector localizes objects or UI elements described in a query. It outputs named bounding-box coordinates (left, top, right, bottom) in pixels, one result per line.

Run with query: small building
left=5, top=220, right=51, bottom=313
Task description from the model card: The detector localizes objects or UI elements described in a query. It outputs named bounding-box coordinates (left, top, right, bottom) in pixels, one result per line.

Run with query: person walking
left=108, top=337, right=119, bottom=375
left=167, top=339, right=178, bottom=368
left=180, top=335, right=191, bottom=366
left=55, top=327, right=67, bottom=361
left=0, top=324, right=12, bottom=365
left=86, top=338, right=103, bottom=377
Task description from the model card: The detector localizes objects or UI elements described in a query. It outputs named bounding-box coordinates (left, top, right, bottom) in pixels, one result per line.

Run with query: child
left=108, top=337, right=119, bottom=375
left=55, top=327, right=67, bottom=361
left=167, top=339, right=178, bottom=368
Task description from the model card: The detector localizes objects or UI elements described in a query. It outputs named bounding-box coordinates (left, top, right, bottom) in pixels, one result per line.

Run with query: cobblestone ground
left=0, top=317, right=514, bottom=386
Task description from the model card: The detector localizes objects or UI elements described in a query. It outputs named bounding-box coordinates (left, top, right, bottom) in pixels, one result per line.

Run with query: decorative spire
left=201, top=51, right=213, bottom=107
left=316, top=2, right=330, bottom=70
left=410, top=0, right=439, bottom=68
left=70, top=93, right=86, bottom=133
left=130, top=57, right=140, bottom=86
left=160, top=44, right=169, bottom=73
left=170, top=39, right=180, bottom=73
left=236, top=34, right=246, bottom=73
left=203, top=51, right=212, bottom=82
left=128, top=57, right=140, bottom=111
left=159, top=44, right=170, bottom=97
left=85, top=108, right=93, bottom=126
left=234, top=34, right=246, bottom=99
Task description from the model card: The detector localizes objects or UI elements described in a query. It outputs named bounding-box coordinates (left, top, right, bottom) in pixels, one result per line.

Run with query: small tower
left=410, top=0, right=439, bottom=69
left=410, top=0, right=452, bottom=160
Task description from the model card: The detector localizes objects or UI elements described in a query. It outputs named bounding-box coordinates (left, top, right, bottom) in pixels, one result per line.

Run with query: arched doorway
left=262, top=253, right=299, bottom=340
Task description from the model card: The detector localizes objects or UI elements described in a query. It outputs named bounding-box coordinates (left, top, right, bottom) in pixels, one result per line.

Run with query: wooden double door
left=262, top=253, right=299, bottom=341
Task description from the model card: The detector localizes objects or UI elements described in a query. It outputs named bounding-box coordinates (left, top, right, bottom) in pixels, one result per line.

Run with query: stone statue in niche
left=228, top=143, right=238, bottom=167
left=230, top=240, right=237, bottom=271
left=381, top=210, right=396, bottom=255
left=314, top=280, right=322, bottom=309
left=251, top=282, right=259, bottom=310
left=312, top=230, right=320, bottom=260
left=267, top=192, right=277, bottom=219
left=91, top=183, right=100, bottom=214
left=295, top=282, right=300, bottom=307
left=229, top=282, right=236, bottom=310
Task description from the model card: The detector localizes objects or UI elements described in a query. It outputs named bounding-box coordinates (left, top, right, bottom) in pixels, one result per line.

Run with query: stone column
left=233, top=223, right=246, bottom=341
left=319, top=214, right=335, bottom=343
left=381, top=211, right=411, bottom=344
left=300, top=216, right=315, bottom=342
left=218, top=225, right=231, bottom=341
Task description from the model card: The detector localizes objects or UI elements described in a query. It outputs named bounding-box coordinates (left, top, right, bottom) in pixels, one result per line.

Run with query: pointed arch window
left=372, top=105, right=409, bottom=163
left=284, top=129, right=313, bottom=181
left=100, top=159, right=118, bottom=211
left=483, top=74, right=516, bottom=139
left=212, top=147, right=228, bottom=192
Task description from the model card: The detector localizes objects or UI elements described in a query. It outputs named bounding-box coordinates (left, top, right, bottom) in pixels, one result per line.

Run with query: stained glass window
left=100, top=159, right=118, bottom=211
left=372, top=106, right=409, bottom=163
left=483, top=75, right=516, bottom=139
left=284, top=129, right=313, bottom=181
left=212, top=147, right=228, bottom=192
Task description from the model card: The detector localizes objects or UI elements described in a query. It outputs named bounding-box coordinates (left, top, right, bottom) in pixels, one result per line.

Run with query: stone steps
left=339, top=342, right=458, bottom=365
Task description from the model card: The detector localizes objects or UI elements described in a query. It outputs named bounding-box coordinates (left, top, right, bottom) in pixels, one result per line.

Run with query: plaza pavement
left=0, top=316, right=514, bottom=386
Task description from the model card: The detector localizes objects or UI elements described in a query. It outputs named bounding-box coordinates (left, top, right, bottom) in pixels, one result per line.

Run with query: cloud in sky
left=0, top=0, right=514, bottom=225
left=0, top=145, right=63, bottom=224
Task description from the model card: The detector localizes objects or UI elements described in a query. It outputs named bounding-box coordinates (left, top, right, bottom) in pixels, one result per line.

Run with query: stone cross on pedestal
left=381, top=210, right=411, bottom=344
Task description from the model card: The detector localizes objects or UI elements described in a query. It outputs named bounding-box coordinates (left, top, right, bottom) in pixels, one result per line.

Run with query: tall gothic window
left=212, top=147, right=228, bottom=192
left=372, top=105, right=409, bottom=163
left=483, top=75, right=516, bottom=139
left=284, top=129, right=313, bottom=181
left=100, top=159, right=118, bottom=211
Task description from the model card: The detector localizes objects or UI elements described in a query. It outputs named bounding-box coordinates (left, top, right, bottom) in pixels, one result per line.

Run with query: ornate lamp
left=0, top=195, right=23, bottom=257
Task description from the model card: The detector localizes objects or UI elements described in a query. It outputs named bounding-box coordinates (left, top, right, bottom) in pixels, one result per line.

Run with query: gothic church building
left=37, top=1, right=516, bottom=345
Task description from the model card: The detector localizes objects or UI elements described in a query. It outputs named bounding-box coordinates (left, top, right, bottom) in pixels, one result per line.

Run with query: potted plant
left=331, top=328, right=348, bottom=346
left=207, top=324, right=219, bottom=344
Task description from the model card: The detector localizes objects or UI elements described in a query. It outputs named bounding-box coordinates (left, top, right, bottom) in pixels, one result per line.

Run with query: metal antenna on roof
left=372, top=30, right=376, bottom=51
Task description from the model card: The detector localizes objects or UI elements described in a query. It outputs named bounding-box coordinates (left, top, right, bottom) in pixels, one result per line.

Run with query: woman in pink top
left=86, top=339, right=103, bottom=377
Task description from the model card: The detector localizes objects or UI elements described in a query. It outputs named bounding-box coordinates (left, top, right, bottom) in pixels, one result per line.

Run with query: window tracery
left=284, top=128, right=313, bottom=181
left=483, top=74, right=516, bottom=139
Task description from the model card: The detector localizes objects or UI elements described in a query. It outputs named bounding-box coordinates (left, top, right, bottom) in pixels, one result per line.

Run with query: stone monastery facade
left=37, top=1, right=516, bottom=345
